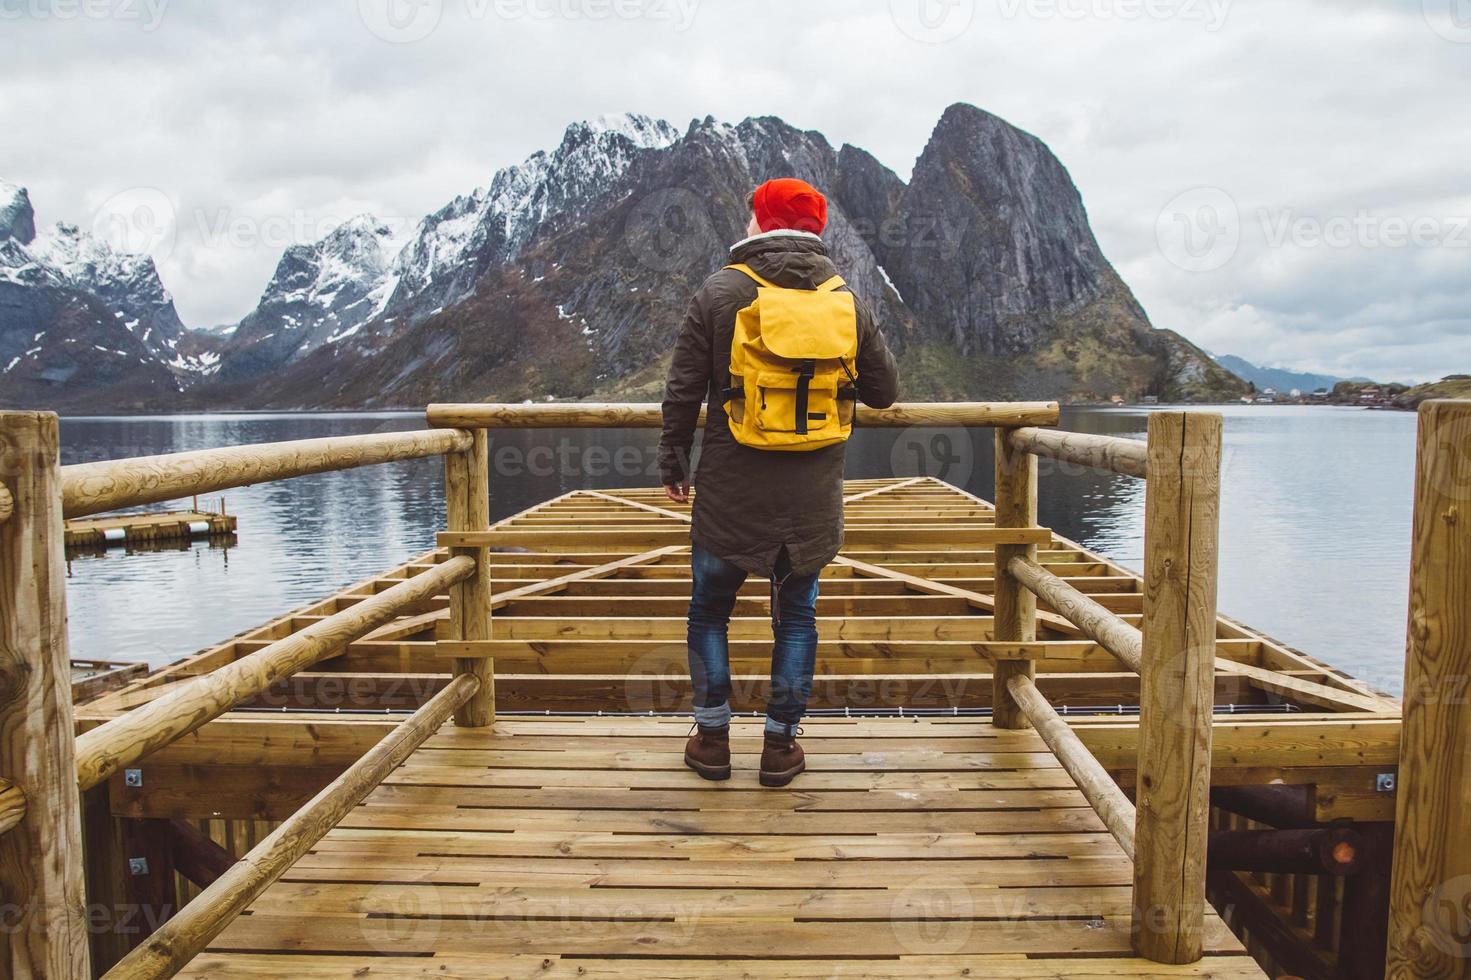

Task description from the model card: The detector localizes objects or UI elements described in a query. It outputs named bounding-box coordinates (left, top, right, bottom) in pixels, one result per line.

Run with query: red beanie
left=752, top=178, right=828, bottom=235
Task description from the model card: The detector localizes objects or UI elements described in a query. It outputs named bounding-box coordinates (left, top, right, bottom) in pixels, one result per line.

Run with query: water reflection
left=59, top=406, right=1415, bottom=694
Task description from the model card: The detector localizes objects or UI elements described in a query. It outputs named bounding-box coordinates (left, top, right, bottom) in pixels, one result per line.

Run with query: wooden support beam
left=1340, top=822, right=1393, bottom=980
left=1207, top=826, right=1365, bottom=876
left=0, top=411, right=91, bottom=978
left=1132, top=411, right=1223, bottom=965
left=1009, top=555, right=1143, bottom=670
left=830, top=555, right=1079, bottom=636
left=61, top=428, right=471, bottom=519
left=444, top=431, right=494, bottom=727
left=426, top=401, right=1062, bottom=429
left=167, top=818, right=235, bottom=889
left=119, top=818, right=178, bottom=946
left=842, top=477, right=926, bottom=504
left=74, top=555, right=475, bottom=790
left=436, top=526, right=1054, bottom=550
left=581, top=489, right=691, bottom=523
left=1010, top=426, right=1150, bottom=479
left=1387, top=399, right=1471, bottom=978
left=1007, top=675, right=1136, bottom=858
left=1210, top=784, right=1316, bottom=829
left=101, top=673, right=477, bottom=980
left=993, top=427, right=1040, bottom=728
left=491, top=545, right=688, bottom=608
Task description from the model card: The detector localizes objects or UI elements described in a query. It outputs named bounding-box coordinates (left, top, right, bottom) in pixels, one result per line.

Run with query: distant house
left=1141, top=395, right=1159, bottom=405
left=1311, top=388, right=1329, bottom=400
left=1359, top=386, right=1381, bottom=404
left=1110, top=394, right=1125, bottom=406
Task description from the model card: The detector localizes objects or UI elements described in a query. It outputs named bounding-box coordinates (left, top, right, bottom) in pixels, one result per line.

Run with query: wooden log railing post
left=445, top=429, right=494, bottom=727
left=1131, top=411, right=1222, bottom=965
left=992, top=426, right=1038, bottom=729
left=1387, top=399, right=1471, bottom=977
left=0, top=412, right=91, bottom=977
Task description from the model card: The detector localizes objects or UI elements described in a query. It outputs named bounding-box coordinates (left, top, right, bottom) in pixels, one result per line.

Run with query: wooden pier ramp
left=146, top=478, right=1264, bottom=978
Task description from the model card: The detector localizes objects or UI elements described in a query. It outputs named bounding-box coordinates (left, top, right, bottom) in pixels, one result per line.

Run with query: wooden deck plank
left=188, top=715, right=1260, bottom=978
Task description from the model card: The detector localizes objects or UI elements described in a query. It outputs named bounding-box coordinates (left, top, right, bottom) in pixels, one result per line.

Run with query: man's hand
left=664, top=481, right=691, bottom=504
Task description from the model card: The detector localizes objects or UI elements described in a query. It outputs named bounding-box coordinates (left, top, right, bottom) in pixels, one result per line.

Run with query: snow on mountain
left=378, top=112, right=681, bottom=325
left=216, top=214, right=397, bottom=380
left=29, top=221, right=187, bottom=359
left=0, top=178, right=211, bottom=408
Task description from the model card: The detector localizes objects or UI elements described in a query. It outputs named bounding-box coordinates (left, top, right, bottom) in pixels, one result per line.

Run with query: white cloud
left=1, top=0, right=1465, bottom=379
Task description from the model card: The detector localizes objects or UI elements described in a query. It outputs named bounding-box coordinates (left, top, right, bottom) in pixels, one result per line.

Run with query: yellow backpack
left=722, top=263, right=860, bottom=452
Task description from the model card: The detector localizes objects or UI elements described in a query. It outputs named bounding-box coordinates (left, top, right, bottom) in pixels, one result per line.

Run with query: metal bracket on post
left=128, top=857, right=150, bottom=875
left=124, top=768, right=144, bottom=787
left=1376, top=772, right=1396, bottom=793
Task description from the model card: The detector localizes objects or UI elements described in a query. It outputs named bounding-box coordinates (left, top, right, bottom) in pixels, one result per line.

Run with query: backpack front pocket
left=754, top=370, right=838, bottom=436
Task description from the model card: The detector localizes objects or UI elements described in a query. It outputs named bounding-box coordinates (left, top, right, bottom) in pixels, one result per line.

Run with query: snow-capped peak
left=32, top=222, right=155, bottom=286
left=581, top=113, right=681, bottom=151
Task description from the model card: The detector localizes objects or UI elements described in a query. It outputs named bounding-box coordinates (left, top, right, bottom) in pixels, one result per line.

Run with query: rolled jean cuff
left=765, top=715, right=800, bottom=738
left=694, top=701, right=731, bottom=731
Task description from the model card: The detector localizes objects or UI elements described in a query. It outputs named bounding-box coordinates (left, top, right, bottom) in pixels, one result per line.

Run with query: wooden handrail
left=0, top=778, right=25, bottom=836
left=101, top=672, right=478, bottom=980
left=61, top=428, right=473, bottom=519
left=1008, top=555, right=1144, bottom=672
left=426, top=401, right=1061, bottom=429
left=74, top=555, right=475, bottom=790
left=1007, top=674, right=1136, bottom=859
left=1010, top=427, right=1149, bottom=479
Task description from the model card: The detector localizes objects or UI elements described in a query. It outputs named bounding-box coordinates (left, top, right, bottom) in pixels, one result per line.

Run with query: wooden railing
left=992, top=411, right=1225, bottom=965
left=1, top=397, right=1447, bottom=978
left=0, top=401, right=1061, bottom=977
left=0, top=414, right=486, bottom=978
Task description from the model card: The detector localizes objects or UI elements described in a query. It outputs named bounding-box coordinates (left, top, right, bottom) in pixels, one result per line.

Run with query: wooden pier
left=0, top=401, right=1464, bottom=979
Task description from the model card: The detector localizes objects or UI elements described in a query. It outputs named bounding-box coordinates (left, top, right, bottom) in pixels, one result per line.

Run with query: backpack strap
left=726, top=264, right=848, bottom=293
left=724, top=263, right=778, bottom=289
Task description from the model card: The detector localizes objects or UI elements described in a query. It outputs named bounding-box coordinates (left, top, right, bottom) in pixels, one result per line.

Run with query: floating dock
left=1, top=401, right=1463, bottom=980
left=64, top=500, right=236, bottom=549
left=70, top=658, right=150, bottom=704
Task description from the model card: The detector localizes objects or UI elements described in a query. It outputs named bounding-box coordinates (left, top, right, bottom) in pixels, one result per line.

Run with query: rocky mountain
left=0, top=180, right=220, bottom=410
left=3, top=106, right=1246, bottom=411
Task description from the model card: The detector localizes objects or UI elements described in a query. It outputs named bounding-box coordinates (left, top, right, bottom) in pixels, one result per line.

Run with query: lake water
left=58, top=405, right=1417, bottom=696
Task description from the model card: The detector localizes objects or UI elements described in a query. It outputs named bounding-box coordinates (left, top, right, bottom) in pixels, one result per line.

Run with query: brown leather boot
left=759, top=730, right=806, bottom=787
left=684, top=725, right=731, bottom=780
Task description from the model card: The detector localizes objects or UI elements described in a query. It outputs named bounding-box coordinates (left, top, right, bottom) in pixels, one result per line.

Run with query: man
left=659, top=177, right=899, bottom=787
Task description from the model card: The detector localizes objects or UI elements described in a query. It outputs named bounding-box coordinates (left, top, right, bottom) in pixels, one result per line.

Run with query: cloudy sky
left=3, top=0, right=1467, bottom=381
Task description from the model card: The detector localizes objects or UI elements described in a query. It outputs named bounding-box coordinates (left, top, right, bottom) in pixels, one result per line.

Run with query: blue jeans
left=687, top=543, right=821, bottom=737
